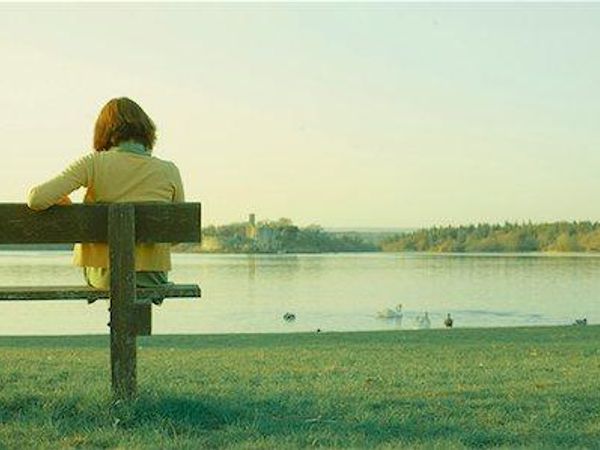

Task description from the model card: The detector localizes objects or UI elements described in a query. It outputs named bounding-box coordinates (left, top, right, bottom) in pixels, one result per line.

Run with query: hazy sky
left=1, top=3, right=599, bottom=228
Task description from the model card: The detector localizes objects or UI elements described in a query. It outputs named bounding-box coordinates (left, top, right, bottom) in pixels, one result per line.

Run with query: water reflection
left=247, top=255, right=256, bottom=281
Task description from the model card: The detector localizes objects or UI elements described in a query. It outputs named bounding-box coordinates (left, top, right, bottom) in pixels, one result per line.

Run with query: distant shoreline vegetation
left=174, top=218, right=379, bottom=254
left=381, top=222, right=600, bottom=253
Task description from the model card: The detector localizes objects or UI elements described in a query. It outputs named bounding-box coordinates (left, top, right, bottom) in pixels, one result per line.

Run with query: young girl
left=27, top=97, right=185, bottom=290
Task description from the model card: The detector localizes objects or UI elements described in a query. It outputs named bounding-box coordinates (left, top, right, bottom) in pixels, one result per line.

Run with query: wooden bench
left=0, top=202, right=201, bottom=399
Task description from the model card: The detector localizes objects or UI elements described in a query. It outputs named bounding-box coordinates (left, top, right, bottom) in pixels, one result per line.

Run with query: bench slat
left=0, top=284, right=201, bottom=304
left=0, top=203, right=201, bottom=244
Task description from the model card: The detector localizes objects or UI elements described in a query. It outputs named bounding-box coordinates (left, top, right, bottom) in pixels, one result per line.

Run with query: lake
left=0, top=252, right=597, bottom=335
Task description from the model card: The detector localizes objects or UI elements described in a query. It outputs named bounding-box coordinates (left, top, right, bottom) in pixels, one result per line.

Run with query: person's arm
left=171, top=163, right=185, bottom=202
left=169, top=163, right=187, bottom=249
left=27, top=155, right=92, bottom=211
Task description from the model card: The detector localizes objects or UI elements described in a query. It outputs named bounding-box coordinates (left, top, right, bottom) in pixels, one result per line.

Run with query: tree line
left=381, top=221, right=600, bottom=253
left=174, top=218, right=377, bottom=253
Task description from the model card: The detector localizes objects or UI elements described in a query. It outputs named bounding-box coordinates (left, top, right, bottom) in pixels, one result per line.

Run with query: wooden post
left=134, top=304, right=152, bottom=336
left=108, top=204, right=137, bottom=399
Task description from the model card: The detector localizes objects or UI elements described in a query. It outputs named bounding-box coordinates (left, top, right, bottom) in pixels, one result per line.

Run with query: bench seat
left=0, top=284, right=200, bottom=304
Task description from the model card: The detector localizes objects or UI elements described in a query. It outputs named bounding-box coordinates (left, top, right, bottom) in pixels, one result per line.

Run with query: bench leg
left=110, top=314, right=137, bottom=399
left=109, top=204, right=137, bottom=400
left=135, top=304, right=152, bottom=336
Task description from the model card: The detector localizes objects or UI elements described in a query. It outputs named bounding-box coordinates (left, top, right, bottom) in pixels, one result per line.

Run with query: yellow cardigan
left=27, top=146, right=185, bottom=271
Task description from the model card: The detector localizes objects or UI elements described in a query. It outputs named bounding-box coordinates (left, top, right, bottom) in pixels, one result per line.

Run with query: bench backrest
left=0, top=203, right=201, bottom=244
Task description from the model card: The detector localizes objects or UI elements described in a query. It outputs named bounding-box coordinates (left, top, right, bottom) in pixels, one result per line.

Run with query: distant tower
left=246, top=213, right=257, bottom=239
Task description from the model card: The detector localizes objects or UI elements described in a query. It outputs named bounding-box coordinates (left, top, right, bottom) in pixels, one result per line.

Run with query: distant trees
left=175, top=218, right=377, bottom=254
left=173, top=220, right=600, bottom=254
left=381, top=221, right=600, bottom=253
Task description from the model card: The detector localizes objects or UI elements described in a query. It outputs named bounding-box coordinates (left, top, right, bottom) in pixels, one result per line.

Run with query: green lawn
left=0, top=326, right=598, bottom=449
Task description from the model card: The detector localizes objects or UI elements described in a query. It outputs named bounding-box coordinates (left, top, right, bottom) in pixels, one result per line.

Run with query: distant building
left=246, top=213, right=257, bottom=239
left=199, top=236, right=221, bottom=252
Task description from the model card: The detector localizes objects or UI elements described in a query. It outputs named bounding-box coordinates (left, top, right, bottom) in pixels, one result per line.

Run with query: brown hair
left=93, top=97, right=156, bottom=152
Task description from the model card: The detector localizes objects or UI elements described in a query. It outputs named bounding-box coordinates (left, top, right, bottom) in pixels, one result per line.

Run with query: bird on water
left=377, top=303, right=403, bottom=319
left=415, top=312, right=431, bottom=329
left=444, top=313, right=454, bottom=328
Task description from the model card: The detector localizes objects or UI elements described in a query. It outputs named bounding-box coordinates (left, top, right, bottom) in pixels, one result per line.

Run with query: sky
left=1, top=2, right=600, bottom=228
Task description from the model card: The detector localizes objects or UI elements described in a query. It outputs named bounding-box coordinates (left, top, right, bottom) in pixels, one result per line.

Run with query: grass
left=0, top=326, right=599, bottom=449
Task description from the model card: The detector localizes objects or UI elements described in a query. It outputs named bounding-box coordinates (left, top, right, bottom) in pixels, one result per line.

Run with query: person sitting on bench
left=27, top=97, right=185, bottom=290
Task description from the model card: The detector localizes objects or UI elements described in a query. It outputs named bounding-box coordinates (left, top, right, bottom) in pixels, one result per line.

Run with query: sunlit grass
left=0, top=326, right=598, bottom=449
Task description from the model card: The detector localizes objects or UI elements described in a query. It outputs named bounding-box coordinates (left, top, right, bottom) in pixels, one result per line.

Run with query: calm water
left=0, top=252, right=598, bottom=335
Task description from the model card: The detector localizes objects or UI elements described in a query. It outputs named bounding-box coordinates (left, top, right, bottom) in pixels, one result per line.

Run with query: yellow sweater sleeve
left=27, top=154, right=93, bottom=210
left=171, top=163, right=185, bottom=202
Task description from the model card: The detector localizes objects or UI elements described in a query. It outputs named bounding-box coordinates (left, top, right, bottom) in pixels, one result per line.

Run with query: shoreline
left=3, top=248, right=600, bottom=257
left=0, top=323, right=596, bottom=343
